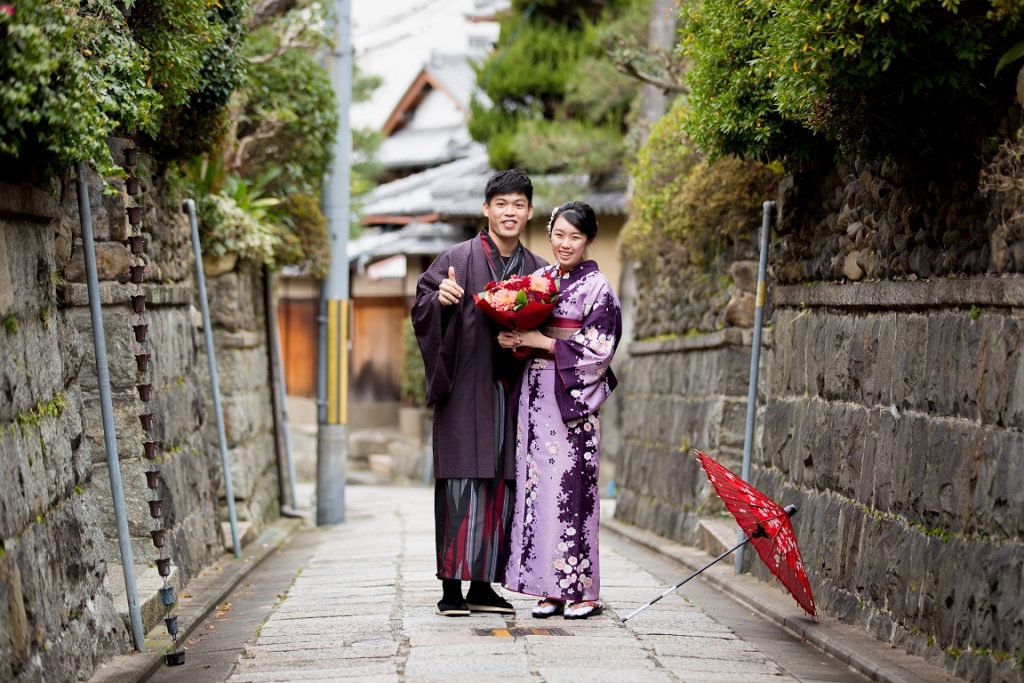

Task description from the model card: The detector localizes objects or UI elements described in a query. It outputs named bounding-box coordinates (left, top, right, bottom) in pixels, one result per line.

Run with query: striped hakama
left=435, top=382, right=514, bottom=581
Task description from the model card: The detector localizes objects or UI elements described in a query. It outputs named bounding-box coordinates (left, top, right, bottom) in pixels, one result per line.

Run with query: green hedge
left=625, top=99, right=780, bottom=267
left=680, top=0, right=1024, bottom=164
left=0, top=0, right=158, bottom=177
left=0, top=0, right=244, bottom=177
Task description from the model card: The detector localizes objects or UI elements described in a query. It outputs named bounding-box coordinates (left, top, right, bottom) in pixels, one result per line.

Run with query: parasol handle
left=784, top=504, right=798, bottom=517
left=622, top=533, right=756, bottom=622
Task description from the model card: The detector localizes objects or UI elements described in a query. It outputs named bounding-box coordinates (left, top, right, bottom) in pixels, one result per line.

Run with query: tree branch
left=615, top=62, right=689, bottom=93
left=227, top=122, right=285, bottom=173
left=247, top=0, right=298, bottom=29
left=246, top=15, right=319, bottom=64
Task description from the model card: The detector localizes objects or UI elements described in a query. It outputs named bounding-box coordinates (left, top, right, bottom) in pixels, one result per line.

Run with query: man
left=411, top=169, right=547, bottom=616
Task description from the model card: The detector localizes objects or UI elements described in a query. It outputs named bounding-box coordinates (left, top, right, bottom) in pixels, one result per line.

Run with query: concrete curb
left=601, top=513, right=964, bottom=683
left=89, top=517, right=304, bottom=683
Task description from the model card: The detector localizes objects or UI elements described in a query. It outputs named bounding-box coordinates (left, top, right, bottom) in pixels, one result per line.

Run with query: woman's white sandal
left=532, top=598, right=565, bottom=618
left=564, top=600, right=603, bottom=620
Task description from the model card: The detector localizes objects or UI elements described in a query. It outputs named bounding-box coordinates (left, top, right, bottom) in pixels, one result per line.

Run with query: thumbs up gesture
left=438, top=265, right=464, bottom=306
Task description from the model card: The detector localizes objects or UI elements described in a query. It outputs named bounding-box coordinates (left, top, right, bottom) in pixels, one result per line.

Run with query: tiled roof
left=348, top=221, right=472, bottom=272
left=360, top=150, right=492, bottom=217
left=360, top=148, right=628, bottom=221
left=425, top=53, right=479, bottom=111
left=376, top=126, right=480, bottom=169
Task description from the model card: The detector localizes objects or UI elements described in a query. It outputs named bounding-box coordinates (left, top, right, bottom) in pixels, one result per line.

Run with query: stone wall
left=0, top=158, right=280, bottom=681
left=0, top=181, right=126, bottom=682
left=631, top=252, right=763, bottom=341
left=200, top=267, right=279, bottom=528
left=615, top=329, right=758, bottom=543
left=760, top=278, right=1023, bottom=683
left=772, top=119, right=1024, bottom=285
left=616, top=275, right=1024, bottom=683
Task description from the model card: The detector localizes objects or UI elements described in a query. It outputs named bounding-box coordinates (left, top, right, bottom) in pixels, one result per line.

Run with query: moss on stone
left=15, top=392, right=67, bottom=434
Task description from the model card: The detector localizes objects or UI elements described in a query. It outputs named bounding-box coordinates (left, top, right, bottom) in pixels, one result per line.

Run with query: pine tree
left=469, top=0, right=647, bottom=183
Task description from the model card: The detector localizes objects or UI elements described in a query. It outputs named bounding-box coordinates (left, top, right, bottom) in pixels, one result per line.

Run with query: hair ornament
left=546, top=204, right=561, bottom=235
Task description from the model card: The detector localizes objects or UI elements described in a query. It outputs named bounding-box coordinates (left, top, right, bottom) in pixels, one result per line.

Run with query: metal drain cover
left=476, top=627, right=573, bottom=637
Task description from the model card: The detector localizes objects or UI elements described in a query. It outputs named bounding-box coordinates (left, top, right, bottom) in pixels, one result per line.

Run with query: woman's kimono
left=503, top=260, right=622, bottom=601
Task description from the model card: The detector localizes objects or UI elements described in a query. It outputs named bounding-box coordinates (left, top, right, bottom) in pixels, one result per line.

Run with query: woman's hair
left=485, top=169, right=533, bottom=204
left=548, top=200, right=598, bottom=240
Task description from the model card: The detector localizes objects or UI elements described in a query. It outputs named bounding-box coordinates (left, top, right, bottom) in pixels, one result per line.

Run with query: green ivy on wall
left=0, top=0, right=245, bottom=177
left=0, top=0, right=159, bottom=178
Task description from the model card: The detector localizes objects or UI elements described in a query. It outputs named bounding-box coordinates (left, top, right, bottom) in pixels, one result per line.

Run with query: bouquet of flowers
left=474, top=273, right=559, bottom=358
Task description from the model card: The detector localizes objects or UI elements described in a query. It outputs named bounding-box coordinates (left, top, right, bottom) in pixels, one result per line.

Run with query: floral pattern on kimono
left=503, top=260, right=622, bottom=602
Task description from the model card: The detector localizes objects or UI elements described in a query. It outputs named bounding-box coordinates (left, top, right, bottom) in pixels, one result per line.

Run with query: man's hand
left=497, top=331, right=521, bottom=349
left=438, top=266, right=464, bottom=306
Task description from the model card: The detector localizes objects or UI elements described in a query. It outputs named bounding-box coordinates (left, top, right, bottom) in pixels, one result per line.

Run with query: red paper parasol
left=623, top=450, right=816, bottom=621
left=697, top=450, right=816, bottom=617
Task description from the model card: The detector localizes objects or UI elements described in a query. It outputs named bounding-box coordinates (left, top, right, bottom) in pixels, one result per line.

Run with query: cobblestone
left=226, top=487, right=815, bottom=683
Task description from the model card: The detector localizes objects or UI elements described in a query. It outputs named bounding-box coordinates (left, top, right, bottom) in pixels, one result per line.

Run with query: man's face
left=483, top=193, right=533, bottom=241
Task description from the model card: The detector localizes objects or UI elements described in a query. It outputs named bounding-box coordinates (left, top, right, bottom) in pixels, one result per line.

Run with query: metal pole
left=183, top=199, right=241, bottom=558
left=317, top=0, right=353, bottom=525
left=74, top=162, right=146, bottom=651
left=735, top=201, right=774, bottom=573
left=264, top=267, right=291, bottom=510
left=265, top=269, right=300, bottom=512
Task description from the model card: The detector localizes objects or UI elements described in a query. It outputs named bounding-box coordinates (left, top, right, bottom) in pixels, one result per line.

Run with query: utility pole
left=317, top=0, right=352, bottom=525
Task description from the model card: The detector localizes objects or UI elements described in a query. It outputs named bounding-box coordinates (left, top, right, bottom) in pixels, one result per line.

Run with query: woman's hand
left=497, top=331, right=521, bottom=349
left=519, top=330, right=553, bottom=351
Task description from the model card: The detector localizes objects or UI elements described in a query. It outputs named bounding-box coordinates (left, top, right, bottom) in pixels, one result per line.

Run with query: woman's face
left=550, top=215, right=590, bottom=271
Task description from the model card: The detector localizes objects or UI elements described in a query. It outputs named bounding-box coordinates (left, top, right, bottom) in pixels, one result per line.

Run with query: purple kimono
left=503, top=260, right=622, bottom=601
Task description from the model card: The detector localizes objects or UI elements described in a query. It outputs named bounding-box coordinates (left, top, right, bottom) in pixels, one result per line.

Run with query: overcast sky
left=350, top=0, right=498, bottom=130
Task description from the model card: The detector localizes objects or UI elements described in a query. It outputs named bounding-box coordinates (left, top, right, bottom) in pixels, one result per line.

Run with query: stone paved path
left=213, top=486, right=863, bottom=683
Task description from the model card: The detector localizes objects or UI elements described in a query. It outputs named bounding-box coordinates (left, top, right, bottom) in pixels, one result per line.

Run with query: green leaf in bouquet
left=516, top=289, right=528, bottom=309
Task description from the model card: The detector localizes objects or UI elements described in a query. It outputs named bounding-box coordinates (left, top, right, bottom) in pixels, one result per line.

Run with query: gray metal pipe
left=264, top=269, right=299, bottom=511
left=182, top=199, right=241, bottom=558
left=74, top=162, right=146, bottom=650
left=274, top=337, right=300, bottom=512
left=735, top=200, right=775, bottom=574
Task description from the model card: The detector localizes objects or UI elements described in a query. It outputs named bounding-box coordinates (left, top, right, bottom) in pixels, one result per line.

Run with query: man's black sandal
left=465, top=592, right=515, bottom=614
left=436, top=598, right=471, bottom=616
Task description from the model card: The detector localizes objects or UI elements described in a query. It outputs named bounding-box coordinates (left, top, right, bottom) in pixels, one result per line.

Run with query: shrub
left=400, top=318, right=426, bottom=408
left=0, top=0, right=245, bottom=177
left=625, top=99, right=780, bottom=267
left=623, top=100, right=701, bottom=261
left=196, top=193, right=281, bottom=266
left=0, top=0, right=158, bottom=177
left=680, top=0, right=1024, bottom=163
left=137, top=0, right=247, bottom=160
left=278, top=194, right=329, bottom=278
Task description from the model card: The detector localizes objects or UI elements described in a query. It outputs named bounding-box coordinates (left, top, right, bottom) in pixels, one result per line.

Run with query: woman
left=497, top=201, right=622, bottom=620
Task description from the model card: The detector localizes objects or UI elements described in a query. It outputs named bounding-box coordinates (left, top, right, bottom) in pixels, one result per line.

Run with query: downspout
left=74, top=162, right=146, bottom=651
